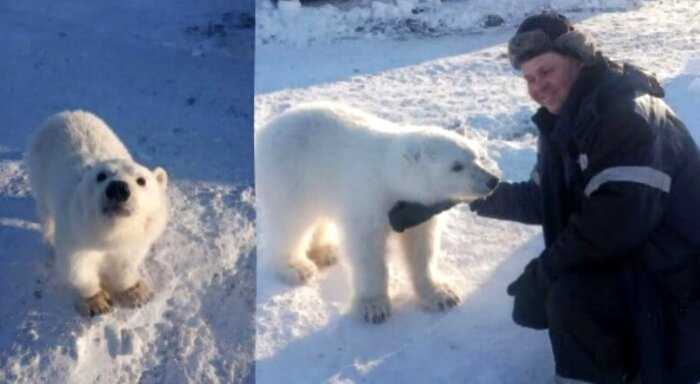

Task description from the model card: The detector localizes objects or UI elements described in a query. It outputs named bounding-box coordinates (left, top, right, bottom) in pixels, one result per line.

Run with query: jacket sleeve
left=470, top=178, right=543, bottom=225
left=544, top=104, right=671, bottom=273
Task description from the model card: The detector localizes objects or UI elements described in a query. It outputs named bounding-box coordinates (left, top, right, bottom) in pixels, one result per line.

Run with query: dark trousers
left=546, top=272, right=639, bottom=384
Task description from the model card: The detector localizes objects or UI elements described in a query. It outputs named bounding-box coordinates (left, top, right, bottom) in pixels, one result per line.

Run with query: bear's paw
left=357, top=295, right=392, bottom=324
left=78, top=290, right=113, bottom=317
left=114, top=280, right=152, bottom=308
left=307, top=244, right=339, bottom=268
left=279, top=258, right=317, bottom=285
left=420, top=282, right=461, bottom=312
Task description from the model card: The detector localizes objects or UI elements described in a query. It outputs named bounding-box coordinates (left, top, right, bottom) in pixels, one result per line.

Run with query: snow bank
left=665, top=56, right=700, bottom=144
left=0, top=180, right=256, bottom=384
left=256, top=0, right=644, bottom=46
left=684, top=58, right=700, bottom=95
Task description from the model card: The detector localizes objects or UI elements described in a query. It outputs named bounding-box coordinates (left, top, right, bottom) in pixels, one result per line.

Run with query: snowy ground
left=0, top=2, right=255, bottom=383
left=256, top=0, right=645, bottom=46
left=254, top=1, right=700, bottom=383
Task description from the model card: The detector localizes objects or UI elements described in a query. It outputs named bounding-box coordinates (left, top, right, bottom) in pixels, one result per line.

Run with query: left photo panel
left=0, top=2, right=255, bottom=383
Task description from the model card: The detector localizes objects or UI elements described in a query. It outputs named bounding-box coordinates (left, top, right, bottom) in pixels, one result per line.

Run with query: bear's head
left=72, top=159, right=169, bottom=248
left=395, top=127, right=500, bottom=205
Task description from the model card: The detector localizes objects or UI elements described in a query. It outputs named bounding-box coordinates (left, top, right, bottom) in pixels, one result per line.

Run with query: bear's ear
left=153, top=167, right=168, bottom=188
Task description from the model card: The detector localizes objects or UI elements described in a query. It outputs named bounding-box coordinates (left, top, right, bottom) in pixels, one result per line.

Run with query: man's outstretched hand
left=388, top=200, right=460, bottom=232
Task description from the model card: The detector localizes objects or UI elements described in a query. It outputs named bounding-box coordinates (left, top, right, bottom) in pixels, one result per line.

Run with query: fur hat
left=508, top=11, right=597, bottom=70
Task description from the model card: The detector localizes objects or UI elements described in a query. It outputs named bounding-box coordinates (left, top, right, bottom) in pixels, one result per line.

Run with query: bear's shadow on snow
left=0, top=194, right=85, bottom=368
left=256, top=235, right=553, bottom=383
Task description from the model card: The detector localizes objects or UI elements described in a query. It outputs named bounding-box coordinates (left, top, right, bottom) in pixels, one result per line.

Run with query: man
left=389, top=12, right=700, bottom=384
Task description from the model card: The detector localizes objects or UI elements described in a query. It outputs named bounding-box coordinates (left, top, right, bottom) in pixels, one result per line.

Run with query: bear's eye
left=451, top=162, right=464, bottom=172
left=137, top=177, right=146, bottom=187
left=96, top=172, right=107, bottom=182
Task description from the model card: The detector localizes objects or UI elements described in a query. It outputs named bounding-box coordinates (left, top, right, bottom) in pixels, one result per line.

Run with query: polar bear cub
left=27, top=111, right=169, bottom=317
left=255, top=102, right=499, bottom=323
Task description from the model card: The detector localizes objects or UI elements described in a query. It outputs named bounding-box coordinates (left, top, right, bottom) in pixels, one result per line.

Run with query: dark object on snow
left=388, top=200, right=459, bottom=232
left=482, top=14, right=504, bottom=28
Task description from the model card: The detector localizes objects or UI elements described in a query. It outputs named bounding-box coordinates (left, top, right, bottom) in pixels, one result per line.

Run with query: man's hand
left=388, top=200, right=459, bottom=232
left=506, top=255, right=554, bottom=330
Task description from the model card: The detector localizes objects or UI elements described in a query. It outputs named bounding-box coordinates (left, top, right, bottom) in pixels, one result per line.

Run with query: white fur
left=255, top=102, right=498, bottom=322
left=27, top=110, right=168, bottom=300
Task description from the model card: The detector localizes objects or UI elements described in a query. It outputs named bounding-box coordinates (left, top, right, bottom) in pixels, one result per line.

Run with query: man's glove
left=507, top=255, right=554, bottom=330
left=468, top=197, right=487, bottom=214
left=388, top=200, right=459, bottom=232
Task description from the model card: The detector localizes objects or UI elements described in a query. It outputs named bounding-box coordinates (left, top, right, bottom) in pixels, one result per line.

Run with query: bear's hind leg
left=282, top=257, right=317, bottom=285
left=307, top=221, right=339, bottom=268
left=65, top=250, right=113, bottom=316
left=264, top=214, right=318, bottom=285
left=398, top=218, right=460, bottom=312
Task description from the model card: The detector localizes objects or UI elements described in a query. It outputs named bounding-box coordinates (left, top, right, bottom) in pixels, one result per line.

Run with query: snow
left=4, top=0, right=696, bottom=382
left=688, top=59, right=700, bottom=95
left=255, top=0, right=700, bottom=383
left=0, top=2, right=255, bottom=384
left=256, top=0, right=645, bottom=46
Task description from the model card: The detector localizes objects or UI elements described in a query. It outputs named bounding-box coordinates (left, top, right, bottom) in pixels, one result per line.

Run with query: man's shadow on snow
left=255, top=229, right=554, bottom=383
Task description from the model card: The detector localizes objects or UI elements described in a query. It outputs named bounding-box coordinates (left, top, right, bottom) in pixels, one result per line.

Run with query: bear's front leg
left=344, top=220, right=392, bottom=324
left=398, top=217, right=460, bottom=311
left=78, top=290, right=113, bottom=317
left=65, top=250, right=112, bottom=316
left=102, top=251, right=153, bottom=308
left=114, top=280, right=152, bottom=308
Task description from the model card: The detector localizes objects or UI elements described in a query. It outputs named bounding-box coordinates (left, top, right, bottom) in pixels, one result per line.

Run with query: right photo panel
left=254, top=1, right=700, bottom=383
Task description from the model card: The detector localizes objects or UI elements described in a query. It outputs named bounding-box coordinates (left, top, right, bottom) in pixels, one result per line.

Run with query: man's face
left=521, top=52, right=583, bottom=114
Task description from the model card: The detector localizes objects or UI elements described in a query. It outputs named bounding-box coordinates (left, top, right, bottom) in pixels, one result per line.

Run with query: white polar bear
left=27, top=110, right=169, bottom=317
left=255, top=102, right=499, bottom=323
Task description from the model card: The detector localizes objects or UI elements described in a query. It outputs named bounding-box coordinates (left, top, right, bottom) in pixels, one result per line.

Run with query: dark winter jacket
left=474, top=57, right=700, bottom=287
left=471, top=56, right=700, bottom=381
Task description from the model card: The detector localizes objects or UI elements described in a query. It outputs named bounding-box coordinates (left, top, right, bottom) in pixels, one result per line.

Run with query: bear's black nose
left=105, top=180, right=130, bottom=202
left=486, top=176, right=499, bottom=190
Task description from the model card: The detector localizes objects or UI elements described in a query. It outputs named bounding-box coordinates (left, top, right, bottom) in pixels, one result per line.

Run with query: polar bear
left=255, top=102, right=499, bottom=323
left=27, top=111, right=169, bottom=317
